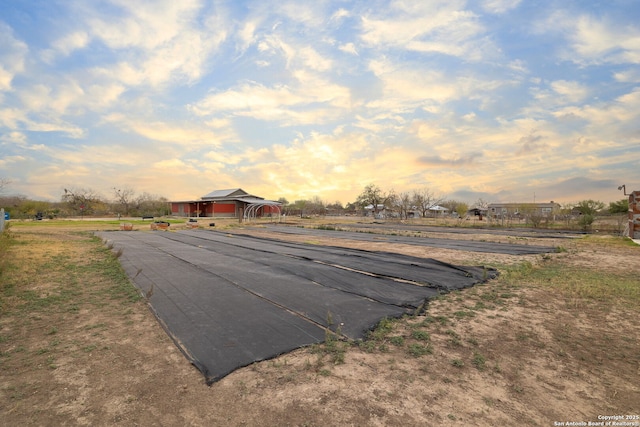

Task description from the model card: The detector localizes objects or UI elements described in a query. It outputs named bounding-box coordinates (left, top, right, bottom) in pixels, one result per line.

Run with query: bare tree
left=355, top=184, right=395, bottom=217
left=62, top=188, right=103, bottom=216
left=412, top=188, right=444, bottom=218
left=0, top=178, right=11, bottom=193
left=394, top=191, right=413, bottom=219
left=113, top=187, right=136, bottom=216
left=474, top=198, right=489, bottom=210
left=560, top=203, right=574, bottom=227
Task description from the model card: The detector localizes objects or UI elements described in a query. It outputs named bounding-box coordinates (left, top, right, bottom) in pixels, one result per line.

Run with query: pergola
left=243, top=199, right=282, bottom=222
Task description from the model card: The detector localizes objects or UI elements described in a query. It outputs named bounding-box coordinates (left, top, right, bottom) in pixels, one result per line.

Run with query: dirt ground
left=1, top=220, right=639, bottom=426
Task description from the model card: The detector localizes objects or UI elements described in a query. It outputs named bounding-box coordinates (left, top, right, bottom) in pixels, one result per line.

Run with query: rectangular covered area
left=170, top=188, right=281, bottom=219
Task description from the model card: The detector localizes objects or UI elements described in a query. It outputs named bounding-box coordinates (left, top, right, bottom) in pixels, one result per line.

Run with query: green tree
left=442, top=200, right=469, bottom=219
left=608, top=198, right=629, bottom=235
left=609, top=199, right=629, bottom=214
left=518, top=203, right=543, bottom=228
left=575, top=199, right=605, bottom=231
left=290, top=199, right=308, bottom=218
left=135, top=193, right=169, bottom=217
left=455, top=202, right=469, bottom=219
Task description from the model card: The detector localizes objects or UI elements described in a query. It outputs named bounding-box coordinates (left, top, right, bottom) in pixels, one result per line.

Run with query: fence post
left=0, top=208, right=5, bottom=232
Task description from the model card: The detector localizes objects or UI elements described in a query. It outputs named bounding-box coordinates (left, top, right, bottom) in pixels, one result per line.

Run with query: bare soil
left=1, top=220, right=639, bottom=426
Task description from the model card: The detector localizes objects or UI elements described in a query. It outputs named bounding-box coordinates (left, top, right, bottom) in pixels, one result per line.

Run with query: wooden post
left=629, top=191, right=640, bottom=239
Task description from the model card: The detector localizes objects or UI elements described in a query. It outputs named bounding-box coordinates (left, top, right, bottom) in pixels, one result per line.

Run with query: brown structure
left=170, top=188, right=281, bottom=220
left=629, top=191, right=640, bottom=239
left=487, top=202, right=560, bottom=220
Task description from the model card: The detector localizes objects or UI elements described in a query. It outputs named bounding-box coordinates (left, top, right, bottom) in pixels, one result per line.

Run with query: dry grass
left=0, top=219, right=638, bottom=426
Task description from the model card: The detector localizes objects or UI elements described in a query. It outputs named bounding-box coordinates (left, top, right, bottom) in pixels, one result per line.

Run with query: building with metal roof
left=170, top=189, right=281, bottom=220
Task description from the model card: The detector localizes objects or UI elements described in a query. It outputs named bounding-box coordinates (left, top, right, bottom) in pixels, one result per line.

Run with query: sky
left=0, top=0, right=639, bottom=206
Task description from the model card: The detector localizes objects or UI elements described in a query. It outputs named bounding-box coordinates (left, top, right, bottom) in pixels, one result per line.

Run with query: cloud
left=360, top=1, right=495, bottom=60
left=0, top=107, right=27, bottom=129
left=516, top=133, right=548, bottom=156
left=189, top=75, right=352, bottom=125
left=112, top=117, right=230, bottom=147
left=546, top=12, right=640, bottom=65
left=540, top=176, right=617, bottom=199
left=366, top=58, right=507, bottom=115
left=0, top=103, right=83, bottom=138
left=552, top=87, right=640, bottom=135
left=481, top=0, right=522, bottom=14
left=204, top=147, right=269, bottom=166
left=575, top=16, right=640, bottom=62
left=550, top=80, right=589, bottom=103
left=41, top=31, right=90, bottom=62
left=154, top=158, right=187, bottom=169
left=75, top=1, right=229, bottom=88
left=237, top=19, right=260, bottom=54
left=0, top=131, right=27, bottom=145
left=0, top=155, right=27, bottom=168
left=0, top=23, right=28, bottom=91
left=297, top=46, right=333, bottom=71
left=87, top=0, right=203, bottom=50
left=17, top=80, right=88, bottom=115
left=338, top=42, right=358, bottom=55
left=330, top=8, right=350, bottom=22
left=418, top=151, right=483, bottom=167
left=273, top=1, right=330, bottom=29
left=1, top=1, right=638, bottom=205
left=613, top=68, right=640, bottom=83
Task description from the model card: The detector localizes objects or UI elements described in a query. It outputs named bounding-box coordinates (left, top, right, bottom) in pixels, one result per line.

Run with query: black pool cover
left=98, top=230, right=500, bottom=383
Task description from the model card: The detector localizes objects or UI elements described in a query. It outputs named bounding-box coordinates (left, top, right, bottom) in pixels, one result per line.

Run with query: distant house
left=487, top=202, right=560, bottom=219
left=170, top=188, right=281, bottom=219
left=428, top=205, right=449, bottom=217
left=363, top=203, right=388, bottom=218
left=467, top=207, right=488, bottom=218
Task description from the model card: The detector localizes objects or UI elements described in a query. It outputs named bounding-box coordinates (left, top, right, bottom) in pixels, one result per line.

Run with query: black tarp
left=97, top=230, right=498, bottom=383
left=254, top=225, right=558, bottom=254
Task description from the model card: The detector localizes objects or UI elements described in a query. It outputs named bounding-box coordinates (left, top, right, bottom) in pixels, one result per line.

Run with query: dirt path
left=1, top=223, right=638, bottom=426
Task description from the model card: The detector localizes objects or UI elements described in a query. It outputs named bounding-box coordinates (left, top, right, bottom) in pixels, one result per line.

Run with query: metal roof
left=201, top=188, right=252, bottom=199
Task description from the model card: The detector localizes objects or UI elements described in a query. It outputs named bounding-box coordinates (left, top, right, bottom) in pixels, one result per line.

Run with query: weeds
left=411, top=330, right=430, bottom=342
left=310, top=329, right=348, bottom=370
left=407, top=343, right=433, bottom=357
left=451, top=359, right=464, bottom=368
left=445, top=329, right=462, bottom=347
left=390, top=336, right=405, bottom=346
left=472, top=352, right=486, bottom=370
left=531, top=263, right=639, bottom=304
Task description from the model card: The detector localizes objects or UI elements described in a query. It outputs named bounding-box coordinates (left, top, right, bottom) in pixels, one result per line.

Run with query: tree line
left=0, top=178, right=631, bottom=230
left=0, top=185, right=170, bottom=219
left=278, top=184, right=630, bottom=233
left=277, top=184, right=460, bottom=219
